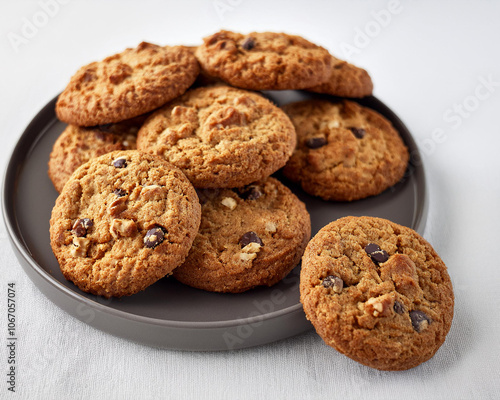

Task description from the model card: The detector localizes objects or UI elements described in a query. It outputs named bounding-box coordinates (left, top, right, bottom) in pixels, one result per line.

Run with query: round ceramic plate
left=2, top=91, right=427, bottom=351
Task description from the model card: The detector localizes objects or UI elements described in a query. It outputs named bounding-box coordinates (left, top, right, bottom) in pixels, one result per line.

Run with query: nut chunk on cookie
left=49, top=150, right=201, bottom=298
left=282, top=99, right=409, bottom=201
left=195, top=30, right=333, bottom=90
left=56, top=42, right=199, bottom=126
left=300, top=216, right=454, bottom=371
left=137, top=85, right=296, bottom=188
left=173, top=177, right=311, bottom=293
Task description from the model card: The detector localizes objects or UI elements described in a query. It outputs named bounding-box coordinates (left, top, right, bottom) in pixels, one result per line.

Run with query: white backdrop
left=1, top=1, right=500, bottom=399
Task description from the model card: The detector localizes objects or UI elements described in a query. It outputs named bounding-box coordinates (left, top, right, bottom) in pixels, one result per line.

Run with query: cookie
left=195, top=30, right=333, bottom=90
left=307, top=58, right=373, bottom=98
left=184, top=45, right=223, bottom=88
left=173, top=177, right=311, bottom=293
left=56, top=42, right=199, bottom=126
left=49, top=150, right=201, bottom=298
left=136, top=84, right=296, bottom=188
left=300, top=216, right=454, bottom=371
left=282, top=99, right=409, bottom=201
left=48, top=115, right=146, bottom=192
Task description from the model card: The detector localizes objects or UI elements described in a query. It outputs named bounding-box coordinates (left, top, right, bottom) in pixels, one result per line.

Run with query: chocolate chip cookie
left=48, top=116, right=146, bottom=192
left=195, top=30, right=333, bottom=90
left=282, top=99, right=409, bottom=201
left=56, top=42, right=199, bottom=126
left=307, top=58, right=373, bottom=98
left=136, top=84, right=296, bottom=188
left=173, top=177, right=311, bottom=293
left=300, top=216, right=454, bottom=371
left=49, top=150, right=201, bottom=297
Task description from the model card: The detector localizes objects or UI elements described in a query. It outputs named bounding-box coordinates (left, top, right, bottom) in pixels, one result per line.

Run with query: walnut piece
left=239, top=241, right=262, bottom=262
left=265, top=221, right=277, bottom=233
left=70, top=237, right=90, bottom=257
left=110, top=219, right=137, bottom=238
left=380, top=254, right=421, bottom=299
left=221, top=197, right=237, bottom=210
left=141, top=185, right=164, bottom=200
left=364, top=294, right=394, bottom=317
left=108, top=196, right=127, bottom=216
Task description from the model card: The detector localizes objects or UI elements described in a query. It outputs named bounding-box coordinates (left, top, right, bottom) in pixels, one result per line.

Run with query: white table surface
left=1, top=1, right=499, bottom=399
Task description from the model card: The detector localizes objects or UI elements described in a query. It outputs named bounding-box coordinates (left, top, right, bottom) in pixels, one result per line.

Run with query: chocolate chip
left=370, top=250, right=389, bottom=264
left=364, top=243, right=389, bottom=264
left=393, top=301, right=405, bottom=314
left=239, top=231, right=263, bottom=247
left=113, top=189, right=127, bottom=197
left=349, top=127, right=366, bottom=139
left=144, top=226, right=166, bottom=249
left=241, top=37, right=255, bottom=51
left=72, top=218, right=93, bottom=238
left=238, top=185, right=262, bottom=200
left=409, top=310, right=431, bottom=332
left=112, top=157, right=127, bottom=168
left=306, top=137, right=327, bottom=149
left=364, top=243, right=381, bottom=253
left=322, top=275, right=344, bottom=293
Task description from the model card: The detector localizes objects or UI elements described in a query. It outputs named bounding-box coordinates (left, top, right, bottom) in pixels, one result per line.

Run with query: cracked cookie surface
left=48, top=115, right=146, bottom=192
left=136, top=85, right=296, bottom=188
left=173, top=177, right=311, bottom=293
left=56, top=42, right=199, bottom=126
left=195, top=30, right=333, bottom=90
left=300, top=216, right=454, bottom=371
left=49, top=150, right=201, bottom=297
left=282, top=99, right=409, bottom=201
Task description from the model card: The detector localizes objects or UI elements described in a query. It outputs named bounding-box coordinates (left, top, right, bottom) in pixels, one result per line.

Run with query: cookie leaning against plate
left=195, top=30, right=333, bottom=90
left=137, top=84, right=296, bottom=188
left=306, top=57, right=373, bottom=98
left=173, top=177, right=311, bottom=293
left=48, top=115, right=145, bottom=192
left=49, top=150, right=201, bottom=298
left=282, top=99, right=409, bottom=201
left=56, top=42, right=199, bottom=126
left=300, top=216, right=454, bottom=371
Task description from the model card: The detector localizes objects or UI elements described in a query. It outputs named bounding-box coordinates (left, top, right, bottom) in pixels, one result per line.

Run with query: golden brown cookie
left=300, top=216, right=454, bottom=371
left=307, top=58, right=373, bottom=98
left=48, top=115, right=146, bottom=192
left=49, top=150, right=201, bottom=298
left=195, top=30, right=333, bottom=90
left=56, top=42, right=199, bottom=126
left=282, top=99, right=409, bottom=201
left=173, top=177, right=311, bottom=293
left=136, top=85, right=296, bottom=188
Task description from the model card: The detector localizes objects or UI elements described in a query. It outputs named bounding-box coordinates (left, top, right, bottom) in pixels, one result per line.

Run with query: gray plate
left=2, top=92, right=427, bottom=351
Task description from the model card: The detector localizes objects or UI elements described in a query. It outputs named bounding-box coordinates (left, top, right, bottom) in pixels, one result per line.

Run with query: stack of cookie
left=49, top=34, right=315, bottom=297
left=48, top=30, right=453, bottom=370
